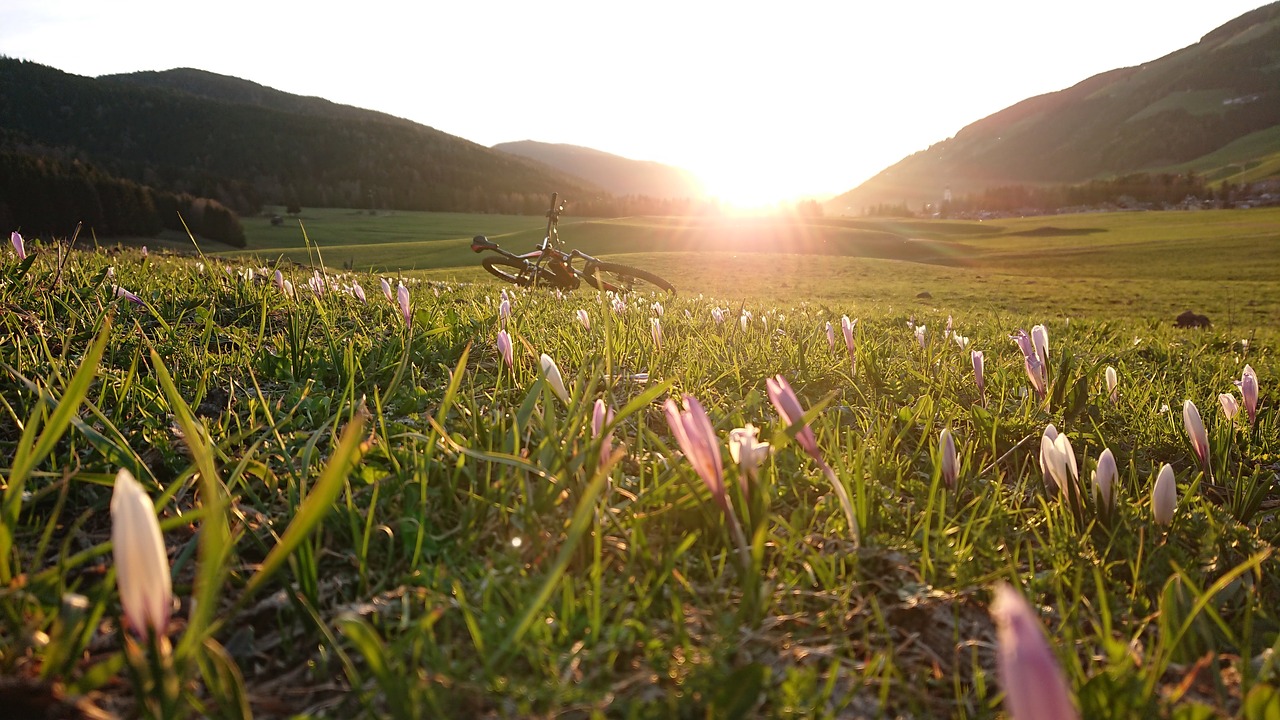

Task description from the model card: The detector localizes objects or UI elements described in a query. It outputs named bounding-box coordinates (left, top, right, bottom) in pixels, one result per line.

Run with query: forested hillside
left=829, top=2, right=1280, bottom=212
left=0, top=59, right=603, bottom=216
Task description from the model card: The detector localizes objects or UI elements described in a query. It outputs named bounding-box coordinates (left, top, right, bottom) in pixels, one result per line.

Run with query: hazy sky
left=0, top=0, right=1268, bottom=206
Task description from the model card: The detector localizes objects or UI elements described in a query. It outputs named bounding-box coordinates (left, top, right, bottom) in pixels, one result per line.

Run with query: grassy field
left=228, top=206, right=1280, bottom=323
left=2, top=211, right=1278, bottom=718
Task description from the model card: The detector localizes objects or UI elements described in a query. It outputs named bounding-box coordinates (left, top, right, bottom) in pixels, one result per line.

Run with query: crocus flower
left=112, top=285, right=144, bottom=305
left=308, top=273, right=325, bottom=297
left=711, top=307, right=724, bottom=324
left=140, top=246, right=149, bottom=259
left=652, top=301, right=664, bottom=317
left=992, top=583, right=1080, bottom=720
left=1241, top=365, right=1258, bottom=426
left=1012, top=330, right=1047, bottom=399
left=283, top=280, right=294, bottom=299
left=914, top=325, right=927, bottom=348
left=1219, top=393, right=1239, bottom=421
left=380, top=277, right=393, bottom=303
left=1182, top=399, right=1209, bottom=471
left=728, top=424, right=770, bottom=489
left=352, top=281, right=367, bottom=303
left=825, top=321, right=836, bottom=349
left=739, top=313, right=750, bottom=332
left=1153, top=463, right=1176, bottom=526
left=842, top=315, right=856, bottom=367
left=592, top=399, right=616, bottom=470
left=664, top=394, right=726, bottom=510
left=767, top=374, right=859, bottom=538
left=651, top=317, right=663, bottom=351
left=953, top=334, right=970, bottom=350
left=1092, top=448, right=1117, bottom=511
left=397, top=282, right=411, bottom=327
left=10, top=231, right=26, bottom=260
left=939, top=428, right=958, bottom=489
left=499, top=294, right=511, bottom=324
left=111, top=468, right=172, bottom=638
left=577, top=309, right=590, bottom=331
left=496, top=330, right=513, bottom=368
left=944, top=315, right=954, bottom=340
left=1038, top=424, right=1058, bottom=480
left=972, top=350, right=985, bottom=395
left=766, top=374, right=820, bottom=461
left=1105, top=366, right=1118, bottom=403
left=540, top=354, right=570, bottom=404
left=1039, top=426, right=1079, bottom=499
left=274, top=269, right=285, bottom=292
left=1031, top=324, right=1049, bottom=368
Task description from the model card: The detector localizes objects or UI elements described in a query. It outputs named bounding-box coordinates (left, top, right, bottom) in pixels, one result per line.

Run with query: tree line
left=939, top=172, right=1213, bottom=215
left=0, top=152, right=246, bottom=246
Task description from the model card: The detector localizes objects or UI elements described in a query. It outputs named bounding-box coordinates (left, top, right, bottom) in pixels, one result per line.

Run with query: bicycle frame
left=470, top=193, right=608, bottom=289
left=472, top=192, right=675, bottom=295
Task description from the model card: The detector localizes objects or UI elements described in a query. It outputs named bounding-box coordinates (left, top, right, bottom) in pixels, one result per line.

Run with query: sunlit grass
left=0, top=236, right=1277, bottom=717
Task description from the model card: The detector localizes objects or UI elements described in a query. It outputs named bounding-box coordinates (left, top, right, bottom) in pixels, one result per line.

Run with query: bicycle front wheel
left=482, top=257, right=535, bottom=287
left=582, top=262, right=676, bottom=295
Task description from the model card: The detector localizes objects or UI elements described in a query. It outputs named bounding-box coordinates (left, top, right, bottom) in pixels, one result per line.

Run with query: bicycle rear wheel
left=482, top=257, right=535, bottom=286
left=582, top=262, right=676, bottom=295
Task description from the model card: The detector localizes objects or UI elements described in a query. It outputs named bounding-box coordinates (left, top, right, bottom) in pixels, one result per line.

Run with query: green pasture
left=3, top=219, right=1279, bottom=717
left=226, top=206, right=1280, bottom=323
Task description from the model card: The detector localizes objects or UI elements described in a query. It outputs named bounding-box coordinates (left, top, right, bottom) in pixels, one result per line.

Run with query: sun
left=691, top=152, right=841, bottom=213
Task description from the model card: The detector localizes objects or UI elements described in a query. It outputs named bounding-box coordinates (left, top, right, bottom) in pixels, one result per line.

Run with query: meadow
left=1, top=207, right=1278, bottom=718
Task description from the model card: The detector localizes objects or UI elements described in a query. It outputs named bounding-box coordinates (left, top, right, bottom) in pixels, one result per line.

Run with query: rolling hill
left=492, top=140, right=705, bottom=199
left=828, top=1, right=1280, bottom=213
left=0, top=60, right=603, bottom=215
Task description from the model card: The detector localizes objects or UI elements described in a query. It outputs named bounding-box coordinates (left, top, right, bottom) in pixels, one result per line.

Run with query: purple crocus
left=972, top=349, right=985, bottom=396
left=592, top=399, right=616, bottom=470
left=664, top=394, right=726, bottom=511
left=1241, top=365, right=1258, bottom=426
left=1011, top=329, right=1047, bottom=399
left=767, top=374, right=859, bottom=539
left=496, top=330, right=513, bottom=368
left=766, top=374, right=821, bottom=462
left=842, top=315, right=856, bottom=371
left=1183, top=400, right=1209, bottom=471
left=112, top=285, right=144, bottom=305
left=11, top=231, right=27, bottom=260
left=397, top=282, right=411, bottom=327
left=992, top=584, right=1080, bottom=720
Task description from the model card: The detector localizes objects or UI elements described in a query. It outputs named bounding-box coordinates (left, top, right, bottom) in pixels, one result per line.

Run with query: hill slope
left=493, top=140, right=704, bottom=199
left=828, top=2, right=1280, bottom=212
left=0, top=60, right=602, bottom=214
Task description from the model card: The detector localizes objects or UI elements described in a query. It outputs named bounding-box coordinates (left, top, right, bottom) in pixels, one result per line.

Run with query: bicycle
left=471, top=192, right=676, bottom=295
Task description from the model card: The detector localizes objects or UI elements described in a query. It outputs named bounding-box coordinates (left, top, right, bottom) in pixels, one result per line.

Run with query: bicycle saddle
left=470, top=235, right=498, bottom=253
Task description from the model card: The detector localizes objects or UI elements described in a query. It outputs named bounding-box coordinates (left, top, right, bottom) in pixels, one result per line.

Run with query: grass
left=2, top=213, right=1279, bottom=718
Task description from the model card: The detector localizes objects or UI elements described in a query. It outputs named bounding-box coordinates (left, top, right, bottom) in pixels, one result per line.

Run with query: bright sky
left=0, top=0, right=1269, bottom=208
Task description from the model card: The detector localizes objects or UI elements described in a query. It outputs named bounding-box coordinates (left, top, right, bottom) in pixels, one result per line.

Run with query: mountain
left=828, top=2, right=1280, bottom=213
left=0, top=60, right=603, bottom=215
left=493, top=140, right=704, bottom=199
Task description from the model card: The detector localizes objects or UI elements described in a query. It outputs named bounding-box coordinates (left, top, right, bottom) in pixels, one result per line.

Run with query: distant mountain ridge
left=0, top=60, right=602, bottom=214
left=828, top=1, right=1280, bottom=213
left=102, top=68, right=424, bottom=129
left=493, top=140, right=704, bottom=199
